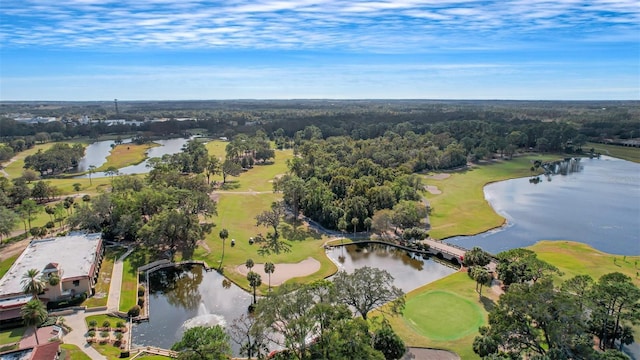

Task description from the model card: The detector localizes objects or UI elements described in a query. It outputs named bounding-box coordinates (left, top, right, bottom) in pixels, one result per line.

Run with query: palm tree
left=471, top=267, right=492, bottom=299
left=21, top=269, right=45, bottom=300
left=219, top=229, right=229, bottom=271
left=245, top=258, right=254, bottom=271
left=247, top=271, right=262, bottom=304
left=21, top=299, right=47, bottom=345
left=88, top=165, right=96, bottom=185
left=264, top=262, right=275, bottom=292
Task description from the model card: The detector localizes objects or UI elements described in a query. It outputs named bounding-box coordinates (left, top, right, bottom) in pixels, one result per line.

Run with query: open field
left=529, top=240, right=640, bottom=287
left=424, top=155, right=558, bottom=240
left=586, top=142, right=640, bottom=163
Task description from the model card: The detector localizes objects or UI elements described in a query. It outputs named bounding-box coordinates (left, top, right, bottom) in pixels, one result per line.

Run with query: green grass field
left=0, top=254, right=19, bottom=278
left=424, top=155, right=558, bottom=240
left=119, top=249, right=151, bottom=313
left=60, top=344, right=92, bottom=360
left=84, top=247, right=128, bottom=308
left=586, top=142, right=640, bottom=163
left=96, top=142, right=159, bottom=171
left=0, top=326, right=25, bottom=345
left=403, top=290, right=484, bottom=341
left=378, top=271, right=496, bottom=360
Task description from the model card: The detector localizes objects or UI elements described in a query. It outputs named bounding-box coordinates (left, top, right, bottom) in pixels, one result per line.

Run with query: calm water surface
left=325, top=243, right=457, bottom=293
left=75, top=137, right=190, bottom=178
left=132, top=265, right=252, bottom=352
left=447, top=156, right=640, bottom=255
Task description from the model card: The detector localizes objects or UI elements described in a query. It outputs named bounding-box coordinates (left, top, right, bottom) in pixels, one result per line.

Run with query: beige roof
left=0, top=233, right=102, bottom=298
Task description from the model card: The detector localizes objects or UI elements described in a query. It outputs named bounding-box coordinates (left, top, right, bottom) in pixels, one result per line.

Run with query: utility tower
left=114, top=99, right=119, bottom=115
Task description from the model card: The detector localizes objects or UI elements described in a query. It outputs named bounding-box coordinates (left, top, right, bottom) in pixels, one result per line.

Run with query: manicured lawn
left=84, top=246, right=128, bottom=308
left=0, top=254, right=19, bottom=278
left=91, top=342, right=130, bottom=360
left=377, top=271, right=496, bottom=360
left=1, top=143, right=57, bottom=178
left=586, top=142, right=640, bottom=163
left=0, top=326, right=25, bottom=345
left=85, top=314, right=125, bottom=328
left=60, top=344, right=92, bottom=360
left=529, top=240, right=640, bottom=287
left=96, top=143, right=160, bottom=171
left=403, top=290, right=484, bottom=341
left=424, top=155, right=558, bottom=240
left=193, top=192, right=336, bottom=292
left=120, top=248, right=152, bottom=313
left=136, top=355, right=173, bottom=360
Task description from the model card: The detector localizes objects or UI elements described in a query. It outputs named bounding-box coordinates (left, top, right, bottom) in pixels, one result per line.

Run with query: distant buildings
left=0, top=233, right=104, bottom=323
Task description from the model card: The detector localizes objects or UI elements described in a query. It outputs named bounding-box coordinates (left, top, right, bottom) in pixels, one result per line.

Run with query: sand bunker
left=425, top=185, right=442, bottom=194
left=235, top=257, right=321, bottom=286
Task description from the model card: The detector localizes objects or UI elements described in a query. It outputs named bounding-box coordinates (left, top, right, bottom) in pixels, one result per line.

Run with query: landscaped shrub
left=102, top=320, right=111, bottom=329
left=116, top=321, right=125, bottom=328
left=137, top=297, right=144, bottom=306
left=88, top=320, right=98, bottom=330
left=127, top=305, right=141, bottom=317
left=46, top=292, right=87, bottom=310
left=120, top=351, right=130, bottom=358
left=137, top=285, right=145, bottom=296
left=88, top=330, right=96, bottom=337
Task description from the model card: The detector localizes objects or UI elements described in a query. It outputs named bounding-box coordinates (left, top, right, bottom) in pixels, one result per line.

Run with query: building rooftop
left=0, top=233, right=102, bottom=298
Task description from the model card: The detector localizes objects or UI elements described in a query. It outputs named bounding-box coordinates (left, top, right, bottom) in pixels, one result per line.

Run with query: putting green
left=403, top=290, right=484, bottom=341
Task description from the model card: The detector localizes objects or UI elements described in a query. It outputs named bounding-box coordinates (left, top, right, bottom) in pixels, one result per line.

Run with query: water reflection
left=74, top=137, right=191, bottom=178
left=448, top=156, right=640, bottom=255
left=326, top=243, right=457, bottom=293
left=132, top=265, right=252, bottom=352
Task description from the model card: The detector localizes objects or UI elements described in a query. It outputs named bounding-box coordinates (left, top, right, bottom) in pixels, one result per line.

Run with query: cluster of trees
left=171, top=267, right=407, bottom=360
left=466, top=247, right=640, bottom=359
left=474, top=272, right=639, bottom=359
left=24, top=143, right=85, bottom=176
left=274, top=134, right=427, bottom=233
left=68, top=167, right=216, bottom=260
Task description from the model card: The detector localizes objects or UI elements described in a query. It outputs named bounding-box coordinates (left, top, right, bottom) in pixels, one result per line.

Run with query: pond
left=132, top=265, right=252, bottom=353
left=74, top=137, right=191, bottom=178
left=447, top=156, right=640, bottom=256
left=325, top=243, right=458, bottom=293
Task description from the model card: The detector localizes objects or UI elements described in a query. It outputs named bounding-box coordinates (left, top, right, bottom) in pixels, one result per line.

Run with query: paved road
left=107, top=247, right=134, bottom=312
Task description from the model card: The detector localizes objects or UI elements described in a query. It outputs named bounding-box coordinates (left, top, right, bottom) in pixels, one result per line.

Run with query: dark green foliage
left=496, top=248, right=560, bottom=286
left=127, top=305, right=141, bottom=317
left=24, top=143, right=85, bottom=176
left=171, top=325, right=231, bottom=360
left=373, top=323, right=406, bottom=360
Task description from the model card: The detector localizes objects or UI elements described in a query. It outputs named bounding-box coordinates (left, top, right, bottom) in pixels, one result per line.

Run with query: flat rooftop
left=0, top=233, right=102, bottom=298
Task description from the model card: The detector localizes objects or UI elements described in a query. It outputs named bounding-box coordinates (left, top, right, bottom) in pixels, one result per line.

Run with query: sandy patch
left=425, top=173, right=451, bottom=180
left=235, top=257, right=321, bottom=286
left=425, top=185, right=442, bottom=195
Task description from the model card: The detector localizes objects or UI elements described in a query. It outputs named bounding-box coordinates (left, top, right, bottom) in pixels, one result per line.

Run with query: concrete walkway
left=58, top=246, right=134, bottom=359
left=107, top=247, right=135, bottom=312
left=62, top=310, right=107, bottom=360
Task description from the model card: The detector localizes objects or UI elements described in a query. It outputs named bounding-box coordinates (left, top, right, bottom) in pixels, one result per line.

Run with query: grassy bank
left=96, top=142, right=159, bottom=171
left=424, top=155, right=558, bottom=240
left=586, top=142, right=640, bottom=163
left=84, top=247, right=128, bottom=308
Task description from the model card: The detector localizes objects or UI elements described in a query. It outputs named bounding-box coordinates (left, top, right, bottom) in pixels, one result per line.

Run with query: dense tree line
left=24, top=143, right=85, bottom=176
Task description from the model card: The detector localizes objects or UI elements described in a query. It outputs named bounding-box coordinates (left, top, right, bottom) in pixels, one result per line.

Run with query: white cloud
left=0, top=0, right=637, bottom=51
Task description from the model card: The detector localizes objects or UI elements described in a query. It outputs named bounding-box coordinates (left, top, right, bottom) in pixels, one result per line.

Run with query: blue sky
left=1, top=0, right=638, bottom=100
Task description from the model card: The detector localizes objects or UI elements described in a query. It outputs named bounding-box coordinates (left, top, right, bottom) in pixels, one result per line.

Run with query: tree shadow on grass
left=126, top=249, right=151, bottom=276
left=479, top=294, right=496, bottom=312
left=280, top=222, right=322, bottom=241
left=220, top=181, right=240, bottom=190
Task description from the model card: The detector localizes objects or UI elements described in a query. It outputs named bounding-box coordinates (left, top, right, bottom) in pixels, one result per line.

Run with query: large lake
left=447, top=156, right=640, bottom=255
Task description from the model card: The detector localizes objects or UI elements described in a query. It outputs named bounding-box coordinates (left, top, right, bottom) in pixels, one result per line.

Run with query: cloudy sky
left=1, top=0, right=638, bottom=100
